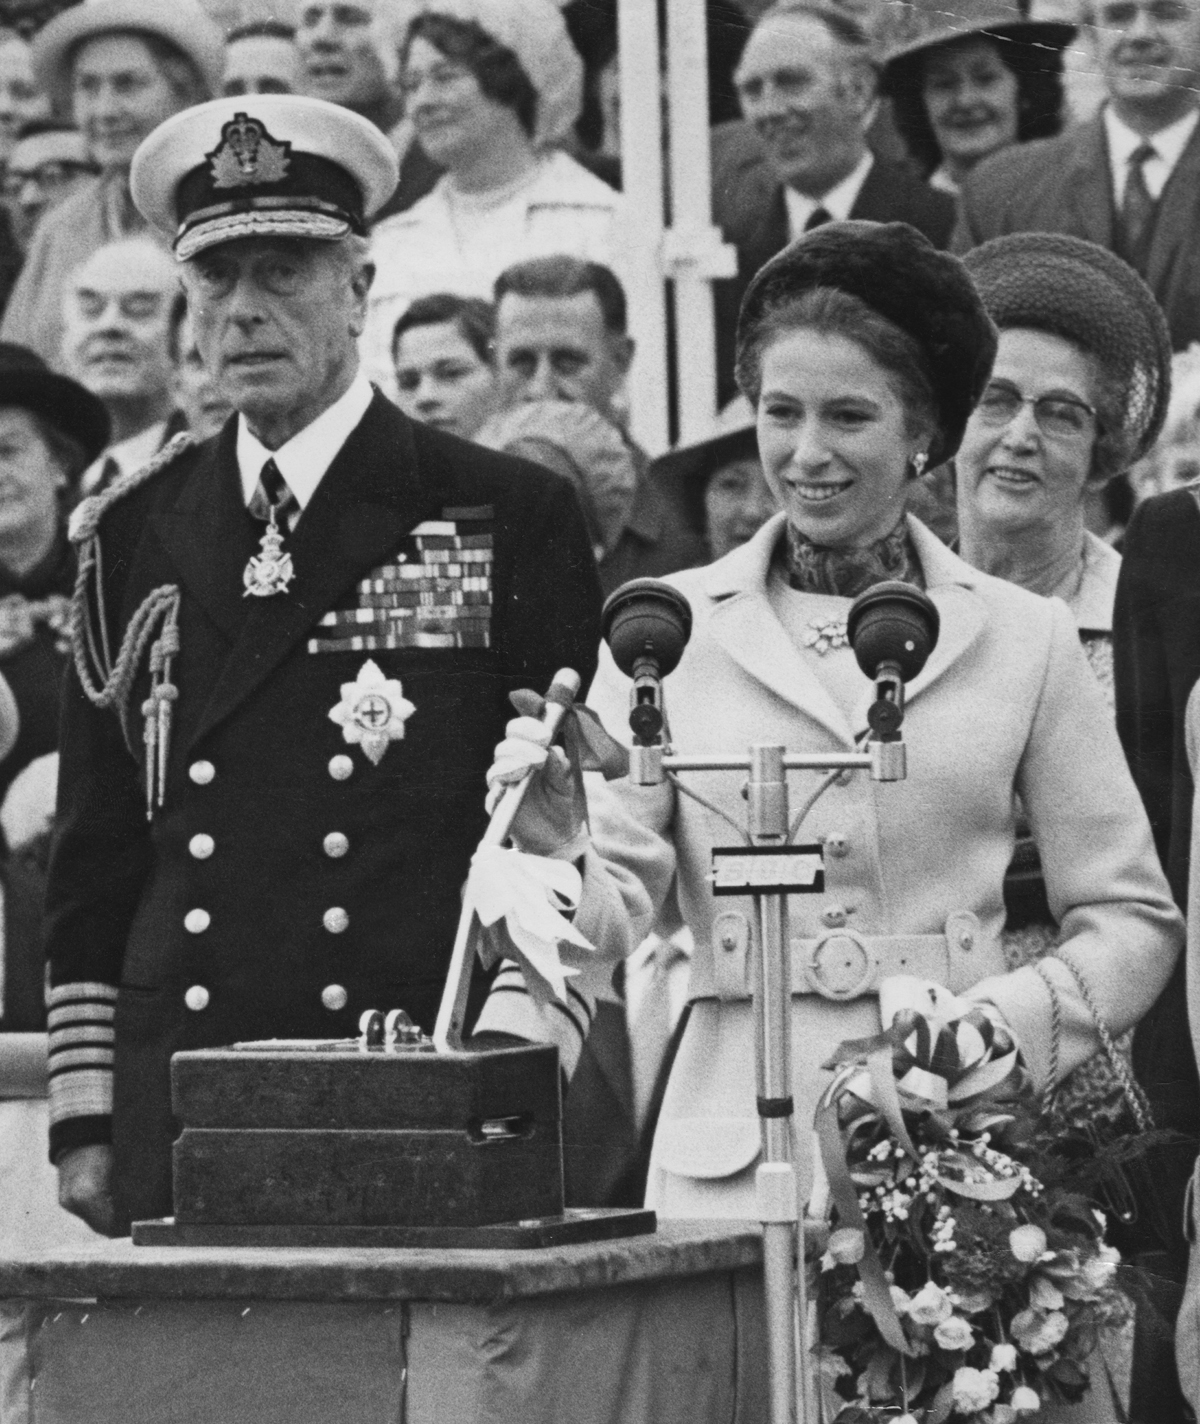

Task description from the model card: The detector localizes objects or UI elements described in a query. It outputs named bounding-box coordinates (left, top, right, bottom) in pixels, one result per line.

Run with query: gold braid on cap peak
left=68, top=431, right=196, bottom=820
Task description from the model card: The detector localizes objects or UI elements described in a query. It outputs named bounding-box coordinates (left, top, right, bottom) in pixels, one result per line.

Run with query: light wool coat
left=480, top=514, right=1182, bottom=1218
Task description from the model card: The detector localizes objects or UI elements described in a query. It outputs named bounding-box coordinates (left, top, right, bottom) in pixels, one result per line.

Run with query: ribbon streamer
left=467, top=844, right=598, bottom=1004
left=817, top=978, right=1027, bottom=1357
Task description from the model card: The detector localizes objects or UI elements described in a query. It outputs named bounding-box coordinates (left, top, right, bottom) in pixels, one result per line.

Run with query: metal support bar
left=617, top=0, right=670, bottom=453
left=665, top=753, right=874, bottom=772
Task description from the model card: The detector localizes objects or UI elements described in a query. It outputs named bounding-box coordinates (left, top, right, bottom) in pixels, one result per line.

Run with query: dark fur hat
left=736, top=220, right=998, bottom=467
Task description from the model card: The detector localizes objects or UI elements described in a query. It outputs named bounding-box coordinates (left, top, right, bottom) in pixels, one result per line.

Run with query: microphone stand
left=631, top=736, right=905, bottom=1424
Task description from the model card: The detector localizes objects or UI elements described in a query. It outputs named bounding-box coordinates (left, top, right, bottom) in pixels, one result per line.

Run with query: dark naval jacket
left=44, top=392, right=602, bottom=1227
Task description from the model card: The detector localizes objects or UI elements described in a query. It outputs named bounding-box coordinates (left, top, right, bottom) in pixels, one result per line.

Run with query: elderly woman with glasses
left=956, top=234, right=1171, bottom=706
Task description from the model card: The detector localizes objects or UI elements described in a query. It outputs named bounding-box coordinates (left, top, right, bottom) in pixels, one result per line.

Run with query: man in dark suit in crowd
left=711, top=0, right=956, bottom=401
left=953, top=0, right=1200, bottom=353
left=44, top=95, right=602, bottom=1236
left=1114, top=489, right=1200, bottom=1424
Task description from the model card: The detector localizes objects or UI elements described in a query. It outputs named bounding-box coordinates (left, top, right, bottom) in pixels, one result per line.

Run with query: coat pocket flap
left=656, top=1115, right=761, bottom=1179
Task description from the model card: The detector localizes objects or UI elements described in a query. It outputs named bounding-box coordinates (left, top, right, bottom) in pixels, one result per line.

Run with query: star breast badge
left=208, top=112, right=291, bottom=189
left=328, top=660, right=416, bottom=765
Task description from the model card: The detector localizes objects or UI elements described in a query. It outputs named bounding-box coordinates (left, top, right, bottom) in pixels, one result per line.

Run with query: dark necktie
left=805, top=206, right=832, bottom=233
left=1119, top=143, right=1157, bottom=273
left=247, top=457, right=297, bottom=530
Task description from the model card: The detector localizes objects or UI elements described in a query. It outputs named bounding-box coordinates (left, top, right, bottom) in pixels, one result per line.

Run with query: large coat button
left=323, top=907, right=349, bottom=934
left=321, top=984, right=348, bottom=1011
left=189, top=761, right=215, bottom=785
left=328, top=755, right=353, bottom=781
left=189, top=834, right=215, bottom=860
left=184, top=985, right=210, bottom=1011
left=323, top=832, right=349, bottom=858
left=184, top=908, right=211, bottom=933
left=824, top=833, right=848, bottom=858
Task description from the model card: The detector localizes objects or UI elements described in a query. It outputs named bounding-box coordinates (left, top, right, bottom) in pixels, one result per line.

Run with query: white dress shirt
left=783, top=151, right=874, bottom=240
left=1104, top=104, right=1200, bottom=206
left=236, top=370, right=374, bottom=519
left=80, top=419, right=169, bottom=494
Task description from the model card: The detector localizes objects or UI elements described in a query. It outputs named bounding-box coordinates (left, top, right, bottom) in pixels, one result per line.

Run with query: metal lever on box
left=432, top=667, right=583, bottom=1053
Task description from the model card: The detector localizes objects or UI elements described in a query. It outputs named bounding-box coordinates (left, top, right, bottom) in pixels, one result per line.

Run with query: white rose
left=909, top=1281, right=954, bottom=1326
left=1009, top=1225, right=1048, bottom=1263
left=1028, top=1275, right=1065, bottom=1312
left=828, top=1227, right=866, bottom=1265
left=990, top=1343, right=1018, bottom=1373
left=934, top=1315, right=975, bottom=1351
left=890, top=1285, right=912, bottom=1315
left=1011, top=1308, right=1069, bottom=1355
left=1012, top=1383, right=1042, bottom=1413
left=951, top=1366, right=1000, bottom=1413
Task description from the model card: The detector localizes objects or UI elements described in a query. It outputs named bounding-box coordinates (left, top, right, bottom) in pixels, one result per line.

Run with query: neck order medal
left=244, top=508, right=295, bottom=597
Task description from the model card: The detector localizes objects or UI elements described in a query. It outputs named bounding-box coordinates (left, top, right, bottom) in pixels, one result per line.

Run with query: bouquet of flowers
left=814, top=978, right=1132, bottom=1423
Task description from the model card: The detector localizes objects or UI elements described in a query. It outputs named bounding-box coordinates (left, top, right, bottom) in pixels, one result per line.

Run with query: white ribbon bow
left=467, top=844, right=597, bottom=1005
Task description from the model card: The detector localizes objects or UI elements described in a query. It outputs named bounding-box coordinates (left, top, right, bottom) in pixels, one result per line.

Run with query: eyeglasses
left=0, top=161, right=98, bottom=198
left=974, top=381, right=1097, bottom=440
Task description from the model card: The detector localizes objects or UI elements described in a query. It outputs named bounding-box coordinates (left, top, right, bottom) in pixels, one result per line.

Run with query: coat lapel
left=702, top=516, right=855, bottom=744
left=151, top=420, right=259, bottom=645
left=700, top=516, right=988, bottom=743
left=848, top=519, right=986, bottom=734
left=1060, top=118, right=1115, bottom=249
left=187, top=395, right=441, bottom=750
left=1145, top=120, right=1200, bottom=292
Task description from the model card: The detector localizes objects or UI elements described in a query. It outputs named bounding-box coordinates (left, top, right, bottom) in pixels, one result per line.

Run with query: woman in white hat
left=0, top=0, right=223, bottom=365
left=363, top=0, right=627, bottom=395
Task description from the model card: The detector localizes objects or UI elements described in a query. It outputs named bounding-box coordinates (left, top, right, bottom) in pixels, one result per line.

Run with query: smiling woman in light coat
left=476, top=221, right=1183, bottom=1222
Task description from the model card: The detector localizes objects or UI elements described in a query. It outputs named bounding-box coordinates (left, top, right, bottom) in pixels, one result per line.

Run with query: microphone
left=601, top=578, right=693, bottom=745
left=846, top=581, right=939, bottom=739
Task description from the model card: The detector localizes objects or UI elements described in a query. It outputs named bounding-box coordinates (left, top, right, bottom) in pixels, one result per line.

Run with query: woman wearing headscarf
left=364, top=0, right=627, bottom=394
left=880, top=0, right=1072, bottom=194
left=0, top=0, right=222, bottom=366
left=476, top=221, right=1180, bottom=1232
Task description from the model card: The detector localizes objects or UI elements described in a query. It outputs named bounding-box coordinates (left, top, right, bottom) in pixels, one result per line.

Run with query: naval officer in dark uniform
left=44, top=95, right=603, bottom=1235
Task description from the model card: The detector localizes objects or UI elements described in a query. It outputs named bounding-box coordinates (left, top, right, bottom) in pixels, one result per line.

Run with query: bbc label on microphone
left=711, top=844, right=825, bottom=895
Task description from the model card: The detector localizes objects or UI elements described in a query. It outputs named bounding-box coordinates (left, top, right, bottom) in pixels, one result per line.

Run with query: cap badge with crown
left=209, top=113, right=291, bottom=189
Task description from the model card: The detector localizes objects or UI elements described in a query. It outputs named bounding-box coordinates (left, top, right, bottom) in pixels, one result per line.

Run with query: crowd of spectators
left=6, top=0, right=1200, bottom=1416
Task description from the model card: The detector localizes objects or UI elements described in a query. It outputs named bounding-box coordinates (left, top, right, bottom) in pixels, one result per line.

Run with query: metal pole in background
left=664, top=0, right=738, bottom=443
left=617, top=0, right=670, bottom=454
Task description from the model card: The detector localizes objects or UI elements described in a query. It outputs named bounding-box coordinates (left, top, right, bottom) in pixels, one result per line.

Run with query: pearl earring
left=910, top=451, right=929, bottom=478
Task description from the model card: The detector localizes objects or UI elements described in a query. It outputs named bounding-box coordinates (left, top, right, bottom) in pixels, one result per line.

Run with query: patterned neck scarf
left=784, top=519, right=924, bottom=598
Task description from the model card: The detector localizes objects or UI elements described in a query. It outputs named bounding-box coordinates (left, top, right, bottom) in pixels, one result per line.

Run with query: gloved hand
left=485, top=689, right=589, bottom=858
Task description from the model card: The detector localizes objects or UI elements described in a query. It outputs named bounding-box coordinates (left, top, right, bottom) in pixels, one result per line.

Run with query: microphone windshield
left=846, top=580, right=939, bottom=682
left=602, top=578, right=693, bottom=679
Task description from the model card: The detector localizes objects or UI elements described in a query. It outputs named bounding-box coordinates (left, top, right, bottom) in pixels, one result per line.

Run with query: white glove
left=485, top=693, right=589, bottom=858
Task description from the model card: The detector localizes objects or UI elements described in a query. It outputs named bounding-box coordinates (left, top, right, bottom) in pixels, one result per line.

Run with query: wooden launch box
left=132, top=1035, right=654, bottom=1248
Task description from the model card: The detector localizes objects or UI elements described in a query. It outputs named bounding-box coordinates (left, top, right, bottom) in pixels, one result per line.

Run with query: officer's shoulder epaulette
left=68, top=431, right=197, bottom=546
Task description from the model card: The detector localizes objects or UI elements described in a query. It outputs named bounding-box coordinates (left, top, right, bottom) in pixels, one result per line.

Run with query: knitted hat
left=736, top=220, right=998, bottom=467
left=961, top=231, right=1171, bottom=465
